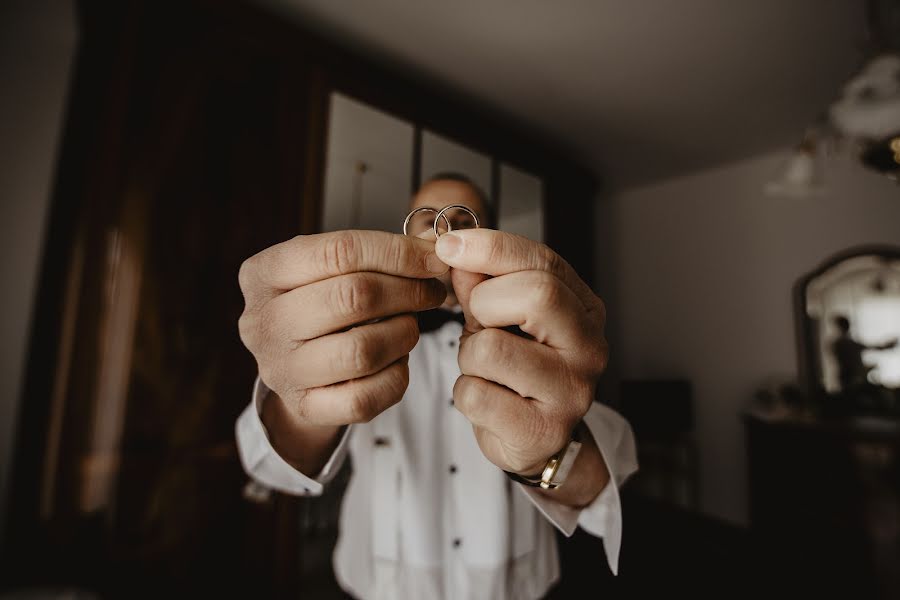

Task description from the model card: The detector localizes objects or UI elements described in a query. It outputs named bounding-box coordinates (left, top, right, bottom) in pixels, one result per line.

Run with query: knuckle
left=281, top=386, right=311, bottom=420
left=555, top=368, right=593, bottom=415
left=322, top=231, right=359, bottom=275
left=386, top=361, right=410, bottom=400
left=415, top=278, right=443, bottom=310
left=334, top=274, right=378, bottom=320
left=472, top=328, right=507, bottom=368
left=387, top=234, right=413, bottom=273
left=596, top=338, right=610, bottom=372
left=584, top=298, right=607, bottom=335
left=347, top=362, right=408, bottom=424
left=530, top=274, right=564, bottom=312
left=583, top=337, right=609, bottom=375
left=411, top=279, right=431, bottom=309
left=294, top=392, right=313, bottom=421
left=238, top=256, right=257, bottom=292
left=237, top=311, right=258, bottom=349
left=255, top=303, right=288, bottom=346
left=452, top=376, right=471, bottom=409
left=344, top=330, right=379, bottom=375
left=254, top=249, right=282, bottom=288
left=348, top=389, right=379, bottom=423
left=257, top=361, right=283, bottom=392
left=543, top=246, right=566, bottom=274
left=395, top=314, right=420, bottom=351
left=277, top=381, right=301, bottom=404
left=595, top=297, right=608, bottom=324
left=455, top=376, right=487, bottom=415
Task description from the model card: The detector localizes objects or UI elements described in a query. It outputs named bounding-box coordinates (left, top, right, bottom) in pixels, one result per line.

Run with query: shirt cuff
left=234, top=376, right=352, bottom=496
left=516, top=401, right=638, bottom=575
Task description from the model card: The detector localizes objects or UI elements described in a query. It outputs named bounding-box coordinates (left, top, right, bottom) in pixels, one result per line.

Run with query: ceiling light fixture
left=767, top=0, right=900, bottom=193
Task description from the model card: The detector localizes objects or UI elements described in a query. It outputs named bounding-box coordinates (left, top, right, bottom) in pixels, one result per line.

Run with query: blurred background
left=2, top=0, right=900, bottom=598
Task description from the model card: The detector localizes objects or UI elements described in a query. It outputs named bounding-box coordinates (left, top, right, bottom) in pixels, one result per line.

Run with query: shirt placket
left=441, top=322, right=462, bottom=599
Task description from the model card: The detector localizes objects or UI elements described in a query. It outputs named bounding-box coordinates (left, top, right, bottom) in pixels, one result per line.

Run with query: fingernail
left=436, top=232, right=463, bottom=259
left=426, top=252, right=447, bottom=274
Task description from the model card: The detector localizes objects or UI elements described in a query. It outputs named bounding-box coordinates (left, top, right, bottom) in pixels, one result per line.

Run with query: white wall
left=595, top=150, right=900, bottom=525
left=0, top=0, right=77, bottom=535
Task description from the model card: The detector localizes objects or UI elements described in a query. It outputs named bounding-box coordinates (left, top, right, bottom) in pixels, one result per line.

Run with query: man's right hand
left=238, top=230, right=448, bottom=470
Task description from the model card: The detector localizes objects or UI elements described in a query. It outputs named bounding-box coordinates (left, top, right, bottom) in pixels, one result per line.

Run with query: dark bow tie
left=418, top=308, right=465, bottom=333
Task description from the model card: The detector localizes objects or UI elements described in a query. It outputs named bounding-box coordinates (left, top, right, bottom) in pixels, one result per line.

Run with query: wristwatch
left=504, top=423, right=585, bottom=490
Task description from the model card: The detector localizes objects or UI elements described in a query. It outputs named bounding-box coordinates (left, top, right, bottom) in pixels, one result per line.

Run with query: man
left=831, top=314, right=897, bottom=392
left=235, top=174, right=637, bottom=599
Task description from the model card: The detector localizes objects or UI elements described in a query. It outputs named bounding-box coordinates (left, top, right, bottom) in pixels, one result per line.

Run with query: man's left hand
left=434, top=229, right=609, bottom=477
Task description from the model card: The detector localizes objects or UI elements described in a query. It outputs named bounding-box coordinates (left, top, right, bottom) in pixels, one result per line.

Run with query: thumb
left=451, top=268, right=488, bottom=336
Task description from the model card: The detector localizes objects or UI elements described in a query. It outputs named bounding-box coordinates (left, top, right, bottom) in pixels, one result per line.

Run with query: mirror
left=798, top=246, right=900, bottom=417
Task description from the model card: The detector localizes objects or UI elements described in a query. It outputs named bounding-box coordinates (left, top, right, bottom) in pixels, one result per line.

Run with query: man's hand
left=435, top=229, right=609, bottom=488
left=238, top=231, right=448, bottom=470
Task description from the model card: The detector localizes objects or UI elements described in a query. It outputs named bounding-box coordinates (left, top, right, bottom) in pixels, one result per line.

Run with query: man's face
left=408, top=179, right=489, bottom=308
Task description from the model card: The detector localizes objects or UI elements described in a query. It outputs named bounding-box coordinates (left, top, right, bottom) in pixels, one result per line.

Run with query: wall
left=0, top=0, right=77, bottom=535
left=595, top=150, right=900, bottom=525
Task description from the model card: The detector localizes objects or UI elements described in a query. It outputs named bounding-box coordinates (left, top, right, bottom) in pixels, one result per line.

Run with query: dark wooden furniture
left=3, top=0, right=597, bottom=597
left=744, top=409, right=900, bottom=599
left=619, top=379, right=699, bottom=510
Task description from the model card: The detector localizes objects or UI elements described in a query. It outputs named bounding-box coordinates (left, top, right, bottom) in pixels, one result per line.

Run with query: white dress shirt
left=236, top=319, right=638, bottom=600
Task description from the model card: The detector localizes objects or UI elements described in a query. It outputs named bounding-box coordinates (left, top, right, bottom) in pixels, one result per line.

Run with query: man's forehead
left=410, top=180, right=484, bottom=213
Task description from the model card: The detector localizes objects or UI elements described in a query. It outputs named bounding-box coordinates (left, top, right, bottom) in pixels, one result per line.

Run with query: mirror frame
left=794, top=244, right=900, bottom=404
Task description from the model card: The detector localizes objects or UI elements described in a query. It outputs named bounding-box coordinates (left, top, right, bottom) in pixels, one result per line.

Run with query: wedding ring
left=403, top=207, right=452, bottom=237
left=433, top=204, right=480, bottom=239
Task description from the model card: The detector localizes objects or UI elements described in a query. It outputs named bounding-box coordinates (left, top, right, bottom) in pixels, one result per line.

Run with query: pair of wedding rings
left=402, top=204, right=480, bottom=238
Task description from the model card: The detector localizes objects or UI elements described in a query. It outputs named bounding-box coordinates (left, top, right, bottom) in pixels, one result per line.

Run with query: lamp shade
left=829, top=54, right=900, bottom=140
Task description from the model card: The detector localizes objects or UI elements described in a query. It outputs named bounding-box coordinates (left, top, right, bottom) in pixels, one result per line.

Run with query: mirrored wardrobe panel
left=321, top=93, right=414, bottom=233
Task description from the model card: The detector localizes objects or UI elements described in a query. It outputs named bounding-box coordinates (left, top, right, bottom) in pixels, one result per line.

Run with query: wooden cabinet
left=744, top=411, right=900, bottom=598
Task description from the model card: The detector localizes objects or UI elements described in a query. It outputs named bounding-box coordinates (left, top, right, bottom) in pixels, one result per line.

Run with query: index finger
left=242, top=230, right=448, bottom=296
left=434, top=229, right=599, bottom=310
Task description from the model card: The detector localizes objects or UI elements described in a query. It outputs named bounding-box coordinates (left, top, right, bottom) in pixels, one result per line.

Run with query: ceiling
left=258, top=0, right=867, bottom=188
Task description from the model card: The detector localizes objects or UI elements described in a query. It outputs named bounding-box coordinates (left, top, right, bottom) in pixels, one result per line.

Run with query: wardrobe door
left=321, top=93, right=415, bottom=234
left=420, top=130, right=492, bottom=194
left=498, top=163, right=544, bottom=242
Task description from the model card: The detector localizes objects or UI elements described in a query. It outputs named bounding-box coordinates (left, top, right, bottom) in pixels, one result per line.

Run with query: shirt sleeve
left=516, top=401, right=638, bottom=575
left=234, top=376, right=352, bottom=497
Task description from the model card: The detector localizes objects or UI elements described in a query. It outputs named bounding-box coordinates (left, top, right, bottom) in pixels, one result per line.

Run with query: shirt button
left=448, top=398, right=454, bottom=407
left=449, top=465, right=457, bottom=474
left=448, top=340, right=456, bottom=348
left=373, top=436, right=391, bottom=447
left=453, top=538, right=462, bottom=548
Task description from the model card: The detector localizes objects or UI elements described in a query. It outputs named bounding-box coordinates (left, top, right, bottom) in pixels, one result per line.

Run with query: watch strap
left=504, top=423, right=584, bottom=489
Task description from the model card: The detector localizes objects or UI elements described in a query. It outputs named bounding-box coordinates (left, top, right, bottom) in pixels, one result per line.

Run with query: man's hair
left=424, top=171, right=495, bottom=227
